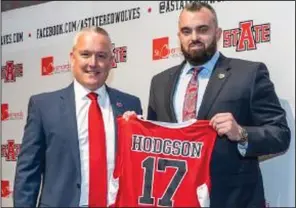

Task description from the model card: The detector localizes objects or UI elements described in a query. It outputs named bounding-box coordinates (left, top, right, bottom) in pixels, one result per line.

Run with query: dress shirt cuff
left=237, top=141, right=248, bottom=156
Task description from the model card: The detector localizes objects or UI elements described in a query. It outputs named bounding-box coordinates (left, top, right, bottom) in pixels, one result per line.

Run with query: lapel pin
left=218, top=73, right=225, bottom=79
left=116, top=102, right=123, bottom=108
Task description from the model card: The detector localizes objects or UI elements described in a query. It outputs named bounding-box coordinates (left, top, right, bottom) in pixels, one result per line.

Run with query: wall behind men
left=1, top=1, right=295, bottom=207
left=1, top=1, right=51, bottom=12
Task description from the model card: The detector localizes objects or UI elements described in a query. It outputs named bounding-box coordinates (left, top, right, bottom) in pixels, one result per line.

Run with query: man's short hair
left=183, top=2, right=219, bottom=26
left=73, top=26, right=111, bottom=49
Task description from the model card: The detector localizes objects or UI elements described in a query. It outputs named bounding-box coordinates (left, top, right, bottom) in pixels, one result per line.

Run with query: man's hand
left=209, top=113, right=242, bottom=141
left=122, top=111, right=137, bottom=120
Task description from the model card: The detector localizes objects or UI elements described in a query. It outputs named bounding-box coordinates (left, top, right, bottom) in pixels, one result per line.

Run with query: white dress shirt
left=74, top=79, right=118, bottom=206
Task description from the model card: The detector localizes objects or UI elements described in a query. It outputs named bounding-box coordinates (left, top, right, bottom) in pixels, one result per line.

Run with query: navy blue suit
left=147, top=54, right=290, bottom=208
left=13, top=83, right=142, bottom=207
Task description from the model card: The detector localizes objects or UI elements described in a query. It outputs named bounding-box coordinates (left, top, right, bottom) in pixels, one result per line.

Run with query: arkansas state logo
left=1, top=60, right=23, bottom=83
left=1, top=139, right=21, bottom=161
left=223, top=20, right=271, bottom=52
left=111, top=43, right=127, bottom=68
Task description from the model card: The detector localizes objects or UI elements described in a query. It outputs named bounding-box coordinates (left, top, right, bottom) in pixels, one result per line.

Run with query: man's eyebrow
left=181, top=24, right=209, bottom=30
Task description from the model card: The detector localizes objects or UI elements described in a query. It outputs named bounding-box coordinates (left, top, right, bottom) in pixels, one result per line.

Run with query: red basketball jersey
left=114, top=116, right=217, bottom=207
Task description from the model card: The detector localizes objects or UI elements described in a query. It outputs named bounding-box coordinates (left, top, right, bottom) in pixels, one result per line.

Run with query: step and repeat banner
left=1, top=1, right=295, bottom=207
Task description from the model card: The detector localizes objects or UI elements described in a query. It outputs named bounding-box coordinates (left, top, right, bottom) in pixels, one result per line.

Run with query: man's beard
left=181, top=39, right=217, bottom=66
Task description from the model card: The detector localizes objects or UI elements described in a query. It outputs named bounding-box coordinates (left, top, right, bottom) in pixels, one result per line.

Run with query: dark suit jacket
left=13, top=83, right=142, bottom=207
left=147, top=54, right=290, bottom=208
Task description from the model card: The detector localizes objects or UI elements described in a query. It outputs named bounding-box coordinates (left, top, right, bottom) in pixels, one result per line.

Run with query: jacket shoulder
left=228, top=56, right=266, bottom=70
left=152, top=64, right=181, bottom=82
left=108, top=87, right=140, bottom=102
left=29, top=85, right=69, bottom=103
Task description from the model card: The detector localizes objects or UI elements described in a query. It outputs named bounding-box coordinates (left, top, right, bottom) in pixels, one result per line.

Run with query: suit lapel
left=106, top=86, right=125, bottom=153
left=60, top=83, right=81, bottom=174
left=107, top=86, right=125, bottom=118
left=197, top=54, right=232, bottom=119
left=167, top=61, right=186, bottom=122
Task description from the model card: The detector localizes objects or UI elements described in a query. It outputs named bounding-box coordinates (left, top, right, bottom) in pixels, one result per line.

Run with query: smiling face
left=70, top=30, right=114, bottom=91
left=178, top=7, right=222, bottom=66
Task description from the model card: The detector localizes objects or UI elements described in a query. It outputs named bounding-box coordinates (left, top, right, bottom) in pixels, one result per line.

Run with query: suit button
left=77, top=183, right=81, bottom=189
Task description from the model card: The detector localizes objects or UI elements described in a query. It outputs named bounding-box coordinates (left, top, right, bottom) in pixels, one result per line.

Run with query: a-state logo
left=1, top=140, right=21, bottom=161
left=1, top=60, right=23, bottom=83
left=1, top=180, right=12, bottom=198
left=223, top=20, right=270, bottom=52
left=112, top=43, right=127, bottom=68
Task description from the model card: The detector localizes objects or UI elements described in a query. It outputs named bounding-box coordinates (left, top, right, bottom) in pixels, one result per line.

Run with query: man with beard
left=146, top=2, right=290, bottom=208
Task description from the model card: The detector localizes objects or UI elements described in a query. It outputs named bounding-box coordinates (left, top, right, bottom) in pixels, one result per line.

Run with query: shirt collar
left=183, top=51, right=220, bottom=77
left=73, top=79, right=107, bottom=101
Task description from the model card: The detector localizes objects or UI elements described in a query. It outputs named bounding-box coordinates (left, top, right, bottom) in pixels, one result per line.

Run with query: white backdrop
left=1, top=1, right=295, bottom=207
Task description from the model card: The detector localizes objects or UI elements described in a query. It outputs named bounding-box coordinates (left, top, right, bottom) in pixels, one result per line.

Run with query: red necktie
left=87, top=92, right=107, bottom=207
left=183, top=67, right=200, bottom=121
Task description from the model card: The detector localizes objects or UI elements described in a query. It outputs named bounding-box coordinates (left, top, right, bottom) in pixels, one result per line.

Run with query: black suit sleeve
left=13, top=96, right=45, bottom=207
left=244, top=63, right=291, bottom=157
left=147, top=76, right=157, bottom=121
